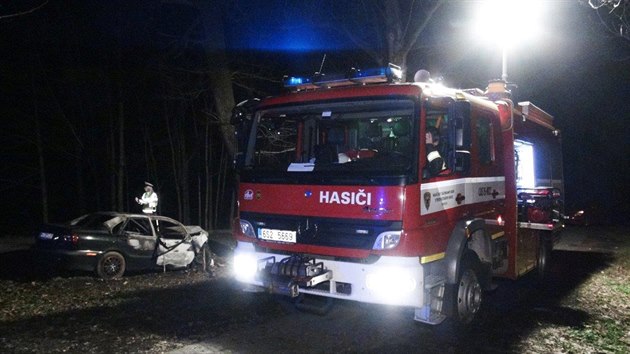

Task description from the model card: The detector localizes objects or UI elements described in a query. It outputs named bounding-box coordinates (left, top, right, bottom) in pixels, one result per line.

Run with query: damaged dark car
left=34, top=212, right=212, bottom=279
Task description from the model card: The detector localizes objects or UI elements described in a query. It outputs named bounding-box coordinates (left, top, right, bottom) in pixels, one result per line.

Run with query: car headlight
left=372, top=231, right=402, bottom=250
left=233, top=253, right=259, bottom=282
left=239, top=219, right=256, bottom=239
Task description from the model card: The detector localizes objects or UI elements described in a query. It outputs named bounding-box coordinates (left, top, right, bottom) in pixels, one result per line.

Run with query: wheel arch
left=98, top=248, right=127, bottom=262
left=444, top=218, right=489, bottom=285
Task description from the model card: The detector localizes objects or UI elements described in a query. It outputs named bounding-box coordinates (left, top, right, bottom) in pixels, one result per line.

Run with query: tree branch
left=401, top=0, right=445, bottom=55
left=0, top=1, right=49, bottom=20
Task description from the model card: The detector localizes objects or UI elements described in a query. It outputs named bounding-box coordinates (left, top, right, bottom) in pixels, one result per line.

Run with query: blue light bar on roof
left=283, top=63, right=402, bottom=91
left=283, top=75, right=319, bottom=90
left=351, top=63, right=403, bottom=84
left=286, top=76, right=306, bottom=85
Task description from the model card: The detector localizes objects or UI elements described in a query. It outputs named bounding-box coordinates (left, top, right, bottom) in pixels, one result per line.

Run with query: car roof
left=84, top=212, right=182, bottom=224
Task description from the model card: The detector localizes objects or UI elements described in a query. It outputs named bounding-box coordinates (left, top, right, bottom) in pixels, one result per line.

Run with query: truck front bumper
left=232, top=241, right=425, bottom=308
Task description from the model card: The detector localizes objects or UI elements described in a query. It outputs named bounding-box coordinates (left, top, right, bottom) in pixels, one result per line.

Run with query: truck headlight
left=233, top=253, right=258, bottom=282
left=372, top=231, right=402, bottom=250
left=365, top=267, right=417, bottom=301
left=239, top=219, right=256, bottom=239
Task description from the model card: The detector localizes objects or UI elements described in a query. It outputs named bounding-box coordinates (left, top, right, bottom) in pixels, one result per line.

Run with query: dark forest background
left=1, top=1, right=628, bottom=235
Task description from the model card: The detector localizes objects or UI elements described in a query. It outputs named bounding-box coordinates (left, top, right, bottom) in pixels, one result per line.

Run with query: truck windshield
left=244, top=99, right=417, bottom=181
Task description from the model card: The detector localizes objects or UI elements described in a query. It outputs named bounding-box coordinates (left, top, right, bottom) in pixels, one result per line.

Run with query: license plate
left=258, top=228, right=296, bottom=243
left=39, top=232, right=54, bottom=240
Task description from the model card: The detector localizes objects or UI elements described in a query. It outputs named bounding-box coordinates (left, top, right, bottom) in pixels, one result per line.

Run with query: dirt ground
left=0, top=226, right=628, bottom=353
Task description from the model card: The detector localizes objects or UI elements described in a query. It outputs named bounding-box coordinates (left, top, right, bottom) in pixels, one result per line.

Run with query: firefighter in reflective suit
left=425, top=127, right=446, bottom=176
left=135, top=182, right=158, bottom=214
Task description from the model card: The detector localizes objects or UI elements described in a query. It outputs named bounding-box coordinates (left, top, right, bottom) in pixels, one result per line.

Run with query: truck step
left=424, top=275, right=446, bottom=289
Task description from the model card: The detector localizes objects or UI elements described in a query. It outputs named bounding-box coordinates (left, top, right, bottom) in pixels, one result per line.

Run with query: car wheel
left=97, top=251, right=126, bottom=279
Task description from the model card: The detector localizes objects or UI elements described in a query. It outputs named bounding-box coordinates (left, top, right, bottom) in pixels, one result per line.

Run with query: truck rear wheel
left=536, top=236, right=552, bottom=282
left=453, top=252, right=483, bottom=325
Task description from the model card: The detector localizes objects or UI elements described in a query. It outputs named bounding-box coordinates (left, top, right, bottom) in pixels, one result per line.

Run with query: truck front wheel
left=453, top=252, right=483, bottom=325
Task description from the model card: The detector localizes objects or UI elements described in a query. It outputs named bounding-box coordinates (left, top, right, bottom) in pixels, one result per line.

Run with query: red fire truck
left=230, top=64, right=563, bottom=325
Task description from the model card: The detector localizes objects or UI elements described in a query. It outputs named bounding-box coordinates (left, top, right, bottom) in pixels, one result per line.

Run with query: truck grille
left=241, top=211, right=401, bottom=250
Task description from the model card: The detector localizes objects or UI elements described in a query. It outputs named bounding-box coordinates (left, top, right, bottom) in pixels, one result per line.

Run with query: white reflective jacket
left=138, top=191, right=158, bottom=213
left=427, top=148, right=446, bottom=175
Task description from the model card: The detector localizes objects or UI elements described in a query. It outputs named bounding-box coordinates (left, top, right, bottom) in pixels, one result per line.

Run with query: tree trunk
left=213, top=143, right=225, bottom=228
left=205, top=120, right=213, bottom=230
left=34, top=116, right=48, bottom=223
left=30, top=64, right=49, bottom=223
left=76, top=144, right=85, bottom=215
left=196, top=1, right=236, bottom=156
left=342, top=0, right=445, bottom=80
left=180, top=124, right=190, bottom=224
left=117, top=101, right=125, bottom=212
left=109, top=104, right=117, bottom=211
left=164, top=100, right=183, bottom=220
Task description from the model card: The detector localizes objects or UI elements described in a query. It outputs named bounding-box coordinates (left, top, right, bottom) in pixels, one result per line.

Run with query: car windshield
left=245, top=99, right=417, bottom=178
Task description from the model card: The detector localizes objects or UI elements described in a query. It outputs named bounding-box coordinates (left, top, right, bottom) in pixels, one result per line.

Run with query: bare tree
left=149, top=0, right=237, bottom=226
left=337, top=0, right=446, bottom=78
left=31, top=78, right=49, bottom=223
left=195, top=1, right=236, bottom=156
left=585, top=0, right=630, bottom=44
left=0, top=1, right=48, bottom=20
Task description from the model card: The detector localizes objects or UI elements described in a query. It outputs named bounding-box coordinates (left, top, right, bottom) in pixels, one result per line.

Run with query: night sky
left=1, top=1, right=629, bottom=233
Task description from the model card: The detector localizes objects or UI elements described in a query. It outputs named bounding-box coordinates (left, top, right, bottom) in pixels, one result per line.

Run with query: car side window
left=155, top=220, right=187, bottom=240
left=123, top=218, right=153, bottom=236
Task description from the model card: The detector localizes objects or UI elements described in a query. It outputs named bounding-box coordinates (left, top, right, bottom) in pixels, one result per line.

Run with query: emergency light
left=283, top=76, right=319, bottom=90
left=283, top=63, right=403, bottom=91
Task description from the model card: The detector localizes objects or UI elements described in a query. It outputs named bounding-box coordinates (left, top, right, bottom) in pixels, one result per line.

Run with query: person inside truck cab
left=425, top=126, right=446, bottom=176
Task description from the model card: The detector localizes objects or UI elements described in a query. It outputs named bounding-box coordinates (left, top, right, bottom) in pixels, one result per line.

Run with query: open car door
left=152, top=217, right=196, bottom=268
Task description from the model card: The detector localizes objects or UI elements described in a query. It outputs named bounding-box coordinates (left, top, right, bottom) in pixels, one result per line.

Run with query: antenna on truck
left=316, top=53, right=327, bottom=75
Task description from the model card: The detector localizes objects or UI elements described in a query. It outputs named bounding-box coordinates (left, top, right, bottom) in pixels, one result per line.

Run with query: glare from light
left=514, top=140, right=535, bottom=188
left=233, top=253, right=259, bottom=282
left=365, top=268, right=417, bottom=303
left=474, top=0, right=544, bottom=48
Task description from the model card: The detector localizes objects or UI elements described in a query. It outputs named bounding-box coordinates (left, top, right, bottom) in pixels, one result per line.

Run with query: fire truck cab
left=231, top=65, right=563, bottom=325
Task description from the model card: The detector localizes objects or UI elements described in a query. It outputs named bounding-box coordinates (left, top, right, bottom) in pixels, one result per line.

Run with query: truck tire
left=536, top=236, right=552, bottom=282
left=452, top=251, right=483, bottom=325
left=96, top=251, right=126, bottom=279
left=431, top=251, right=484, bottom=340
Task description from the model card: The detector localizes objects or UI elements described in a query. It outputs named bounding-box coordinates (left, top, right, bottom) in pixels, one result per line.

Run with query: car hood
left=185, top=225, right=208, bottom=250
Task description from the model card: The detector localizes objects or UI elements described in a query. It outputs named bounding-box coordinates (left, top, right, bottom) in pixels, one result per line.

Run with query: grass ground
left=519, top=227, right=630, bottom=353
